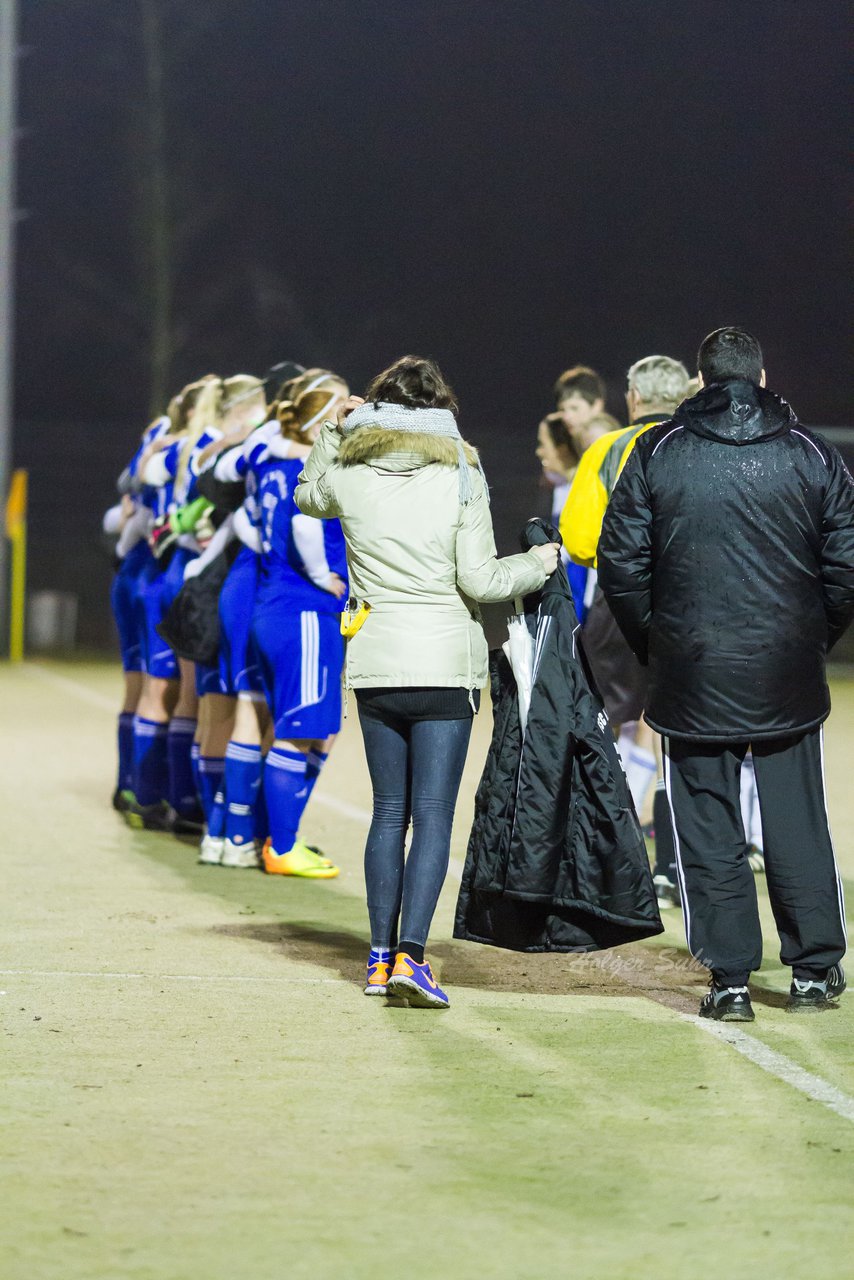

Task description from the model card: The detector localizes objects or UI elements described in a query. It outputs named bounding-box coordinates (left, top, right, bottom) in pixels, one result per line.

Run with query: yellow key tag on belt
left=341, top=599, right=371, bottom=638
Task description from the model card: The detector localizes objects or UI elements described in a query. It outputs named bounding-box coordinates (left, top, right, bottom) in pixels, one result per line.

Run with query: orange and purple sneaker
left=364, top=948, right=392, bottom=996
left=386, top=953, right=449, bottom=1009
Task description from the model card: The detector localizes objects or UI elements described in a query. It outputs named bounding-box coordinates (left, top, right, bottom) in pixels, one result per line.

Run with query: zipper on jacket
left=467, top=616, right=478, bottom=714
left=343, top=636, right=351, bottom=719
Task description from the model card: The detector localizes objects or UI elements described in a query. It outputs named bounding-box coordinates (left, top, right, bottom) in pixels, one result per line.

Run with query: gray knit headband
left=341, top=400, right=484, bottom=504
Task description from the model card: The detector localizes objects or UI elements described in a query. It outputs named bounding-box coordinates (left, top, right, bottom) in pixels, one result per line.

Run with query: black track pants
left=662, top=728, right=846, bottom=986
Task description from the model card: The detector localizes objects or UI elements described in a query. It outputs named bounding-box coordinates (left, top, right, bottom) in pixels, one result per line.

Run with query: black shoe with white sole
left=786, top=964, right=846, bottom=1014
left=698, top=982, right=755, bottom=1022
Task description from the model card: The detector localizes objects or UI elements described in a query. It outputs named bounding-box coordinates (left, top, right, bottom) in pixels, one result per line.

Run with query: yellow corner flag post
left=5, top=468, right=27, bottom=662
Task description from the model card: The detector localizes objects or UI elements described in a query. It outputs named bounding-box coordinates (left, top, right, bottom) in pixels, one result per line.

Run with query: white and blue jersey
left=135, top=425, right=216, bottom=526
left=172, top=427, right=223, bottom=509
left=109, top=419, right=169, bottom=674
left=131, top=422, right=191, bottom=678
left=255, top=460, right=347, bottom=614
left=204, top=429, right=266, bottom=697
left=246, top=432, right=347, bottom=739
left=129, top=417, right=176, bottom=522
left=127, top=416, right=170, bottom=487
left=175, top=426, right=232, bottom=695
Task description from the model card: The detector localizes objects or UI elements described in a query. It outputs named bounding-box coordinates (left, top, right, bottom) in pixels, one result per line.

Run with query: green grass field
left=2, top=661, right=853, bottom=1279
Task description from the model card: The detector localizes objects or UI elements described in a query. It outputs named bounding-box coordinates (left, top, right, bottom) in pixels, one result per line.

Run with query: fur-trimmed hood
left=294, top=417, right=548, bottom=690
left=338, top=426, right=480, bottom=470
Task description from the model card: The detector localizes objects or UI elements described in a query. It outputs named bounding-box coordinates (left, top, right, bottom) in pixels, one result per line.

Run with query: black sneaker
left=112, top=787, right=132, bottom=813
left=786, top=964, right=846, bottom=1014
left=171, top=808, right=205, bottom=836
left=123, top=798, right=176, bottom=832
left=698, top=981, right=755, bottom=1022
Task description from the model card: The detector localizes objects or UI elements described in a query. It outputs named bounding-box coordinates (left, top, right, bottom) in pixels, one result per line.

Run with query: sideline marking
left=23, top=661, right=854, bottom=1125
left=309, top=791, right=372, bottom=825
left=25, top=663, right=470, bottom=876
left=683, top=1013, right=854, bottom=1124
left=317, top=790, right=466, bottom=882
left=0, top=969, right=343, bottom=985
left=26, top=662, right=118, bottom=712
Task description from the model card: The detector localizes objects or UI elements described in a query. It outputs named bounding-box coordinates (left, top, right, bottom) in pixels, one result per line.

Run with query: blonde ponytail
left=174, top=377, right=224, bottom=495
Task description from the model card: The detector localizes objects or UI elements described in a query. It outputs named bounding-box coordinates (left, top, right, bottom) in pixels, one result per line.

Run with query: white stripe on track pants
left=662, top=727, right=846, bottom=986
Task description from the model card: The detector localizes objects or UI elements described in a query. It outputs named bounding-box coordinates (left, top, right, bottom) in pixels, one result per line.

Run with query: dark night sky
left=12, top=1, right=853, bottom=639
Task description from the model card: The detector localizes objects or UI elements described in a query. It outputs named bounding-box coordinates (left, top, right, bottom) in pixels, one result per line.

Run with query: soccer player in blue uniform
left=104, top=487, right=156, bottom=809
left=194, top=370, right=348, bottom=869
left=161, top=375, right=270, bottom=836
left=124, top=378, right=215, bottom=827
left=247, top=380, right=349, bottom=877
left=104, top=402, right=175, bottom=810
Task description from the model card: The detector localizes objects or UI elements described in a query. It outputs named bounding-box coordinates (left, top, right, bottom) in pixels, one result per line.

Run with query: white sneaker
left=747, top=844, right=765, bottom=874
left=198, top=834, right=225, bottom=866
left=653, top=873, right=680, bottom=909
left=221, top=838, right=259, bottom=869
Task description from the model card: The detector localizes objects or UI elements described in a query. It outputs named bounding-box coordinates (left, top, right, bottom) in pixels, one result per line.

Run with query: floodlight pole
left=0, top=0, right=19, bottom=651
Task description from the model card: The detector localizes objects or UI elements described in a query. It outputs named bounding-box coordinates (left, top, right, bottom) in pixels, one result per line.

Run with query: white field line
left=309, top=792, right=466, bottom=880
left=310, top=791, right=373, bottom=825
left=683, top=1013, right=854, bottom=1123
left=23, top=662, right=854, bottom=1125
left=0, top=969, right=343, bottom=985
left=26, top=661, right=118, bottom=712
left=24, top=662, right=468, bottom=878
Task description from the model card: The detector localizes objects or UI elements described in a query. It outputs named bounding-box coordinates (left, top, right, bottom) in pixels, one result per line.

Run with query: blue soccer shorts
left=195, top=661, right=227, bottom=697
left=252, top=606, right=343, bottom=741
left=136, top=545, right=195, bottom=681
left=219, top=547, right=264, bottom=698
left=136, top=556, right=178, bottom=680
left=110, top=541, right=149, bottom=673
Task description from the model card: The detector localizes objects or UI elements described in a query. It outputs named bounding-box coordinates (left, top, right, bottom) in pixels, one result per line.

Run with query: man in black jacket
left=598, top=327, right=854, bottom=1021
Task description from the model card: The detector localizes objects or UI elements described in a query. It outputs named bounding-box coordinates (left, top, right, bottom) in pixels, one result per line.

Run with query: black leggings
left=357, top=704, right=473, bottom=951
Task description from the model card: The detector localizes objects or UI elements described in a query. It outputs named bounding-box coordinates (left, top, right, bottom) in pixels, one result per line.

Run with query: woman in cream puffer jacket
left=295, top=356, right=558, bottom=1010
left=295, top=407, right=551, bottom=692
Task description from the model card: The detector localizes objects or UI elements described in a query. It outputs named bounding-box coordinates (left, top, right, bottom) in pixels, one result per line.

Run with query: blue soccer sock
left=191, top=741, right=201, bottom=799
left=303, top=750, right=329, bottom=805
left=208, top=778, right=227, bottom=839
left=118, top=712, right=135, bottom=792
left=254, top=768, right=270, bottom=844
left=224, top=741, right=262, bottom=847
left=133, top=716, right=169, bottom=807
left=264, top=748, right=310, bottom=853
left=198, top=755, right=226, bottom=833
left=167, top=717, right=198, bottom=816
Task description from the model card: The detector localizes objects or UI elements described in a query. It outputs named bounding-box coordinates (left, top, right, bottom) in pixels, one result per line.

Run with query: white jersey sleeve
left=291, top=513, right=334, bottom=589
left=233, top=503, right=262, bottom=552
left=102, top=503, right=124, bottom=535
left=116, top=503, right=152, bottom=558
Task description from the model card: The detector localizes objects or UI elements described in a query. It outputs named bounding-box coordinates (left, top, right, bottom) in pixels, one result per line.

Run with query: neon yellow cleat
left=261, top=838, right=340, bottom=878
